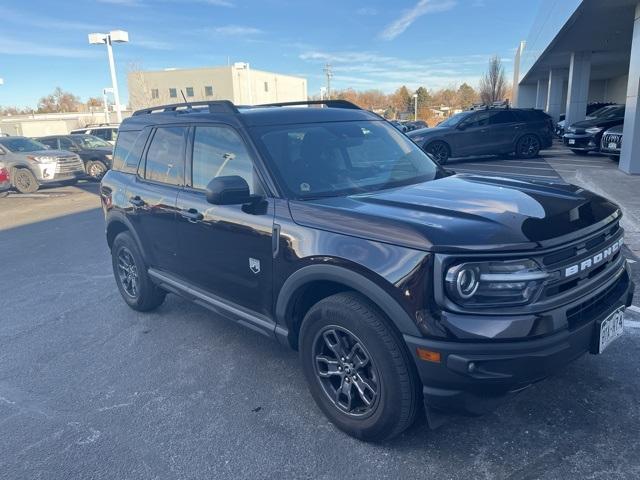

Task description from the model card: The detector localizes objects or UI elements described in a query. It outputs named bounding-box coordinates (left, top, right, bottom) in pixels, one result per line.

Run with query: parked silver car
left=600, top=124, right=623, bottom=161
left=0, top=136, right=85, bottom=194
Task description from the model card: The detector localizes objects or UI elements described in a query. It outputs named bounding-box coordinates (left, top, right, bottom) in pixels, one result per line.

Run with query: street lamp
left=413, top=93, right=418, bottom=121
left=102, top=87, right=114, bottom=123
left=88, top=30, right=129, bottom=123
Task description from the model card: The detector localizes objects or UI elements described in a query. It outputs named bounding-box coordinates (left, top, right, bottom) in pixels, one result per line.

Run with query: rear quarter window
left=112, top=130, right=148, bottom=174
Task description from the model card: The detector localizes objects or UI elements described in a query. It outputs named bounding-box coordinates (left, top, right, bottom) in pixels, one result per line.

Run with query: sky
left=0, top=0, right=542, bottom=109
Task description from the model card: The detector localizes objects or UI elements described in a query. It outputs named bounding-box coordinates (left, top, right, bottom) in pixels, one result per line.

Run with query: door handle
left=129, top=196, right=145, bottom=208
left=180, top=208, right=203, bottom=223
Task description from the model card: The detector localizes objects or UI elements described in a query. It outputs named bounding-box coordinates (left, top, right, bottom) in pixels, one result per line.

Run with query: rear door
left=174, top=124, right=275, bottom=317
left=127, top=125, right=187, bottom=271
left=487, top=110, right=521, bottom=153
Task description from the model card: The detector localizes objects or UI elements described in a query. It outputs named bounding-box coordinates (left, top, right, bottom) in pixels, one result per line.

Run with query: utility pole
left=323, top=63, right=333, bottom=100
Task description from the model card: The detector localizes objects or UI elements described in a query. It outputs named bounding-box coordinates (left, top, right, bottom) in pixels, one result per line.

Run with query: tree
left=86, top=97, right=103, bottom=109
left=479, top=56, right=507, bottom=104
left=457, top=83, right=478, bottom=109
left=390, top=85, right=412, bottom=115
left=433, top=87, right=457, bottom=116
left=128, top=62, right=155, bottom=110
left=37, top=87, right=81, bottom=113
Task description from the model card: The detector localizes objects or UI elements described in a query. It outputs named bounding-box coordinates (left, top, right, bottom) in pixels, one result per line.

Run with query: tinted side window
left=462, top=111, right=492, bottom=128
left=191, top=126, right=257, bottom=192
left=490, top=111, right=517, bottom=124
left=59, top=137, right=75, bottom=149
left=144, top=126, right=186, bottom=186
left=39, top=138, right=59, bottom=149
left=113, top=130, right=147, bottom=174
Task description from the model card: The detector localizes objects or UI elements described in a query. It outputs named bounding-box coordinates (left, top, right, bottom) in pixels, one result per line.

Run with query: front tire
left=12, top=168, right=39, bottom=194
left=87, top=160, right=108, bottom=181
left=111, top=232, right=166, bottom=312
left=299, top=292, right=420, bottom=441
left=425, top=141, right=450, bottom=165
left=516, top=134, right=541, bottom=158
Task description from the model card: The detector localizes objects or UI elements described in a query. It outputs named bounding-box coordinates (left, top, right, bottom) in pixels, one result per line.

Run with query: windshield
left=0, top=137, right=48, bottom=153
left=72, top=134, right=112, bottom=149
left=437, top=111, right=471, bottom=128
left=599, top=106, right=625, bottom=119
left=254, top=120, right=439, bottom=199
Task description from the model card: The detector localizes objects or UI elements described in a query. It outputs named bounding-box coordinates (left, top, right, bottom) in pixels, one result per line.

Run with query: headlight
left=586, top=127, right=603, bottom=134
left=105, top=154, right=113, bottom=160
left=566, top=127, right=576, bottom=134
left=27, top=155, right=57, bottom=163
left=445, top=259, right=549, bottom=307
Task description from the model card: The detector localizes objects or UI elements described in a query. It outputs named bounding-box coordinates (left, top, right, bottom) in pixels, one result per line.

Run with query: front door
left=175, top=124, right=274, bottom=317
left=453, top=110, right=494, bottom=157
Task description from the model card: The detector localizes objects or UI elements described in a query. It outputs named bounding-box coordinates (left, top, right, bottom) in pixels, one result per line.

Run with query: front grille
left=566, top=271, right=628, bottom=330
left=601, top=133, right=622, bottom=150
left=55, top=156, right=84, bottom=175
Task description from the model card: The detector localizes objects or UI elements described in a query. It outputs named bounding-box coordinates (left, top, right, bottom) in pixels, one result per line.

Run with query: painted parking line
left=629, top=305, right=640, bottom=314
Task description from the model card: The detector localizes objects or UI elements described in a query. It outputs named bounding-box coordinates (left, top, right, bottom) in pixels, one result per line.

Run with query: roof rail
left=132, top=100, right=239, bottom=116
left=255, top=100, right=361, bottom=110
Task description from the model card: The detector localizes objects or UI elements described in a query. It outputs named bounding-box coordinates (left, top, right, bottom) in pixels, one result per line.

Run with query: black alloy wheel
left=516, top=134, right=541, bottom=158
left=312, top=326, right=380, bottom=417
left=116, top=246, right=139, bottom=298
left=425, top=141, right=450, bottom=164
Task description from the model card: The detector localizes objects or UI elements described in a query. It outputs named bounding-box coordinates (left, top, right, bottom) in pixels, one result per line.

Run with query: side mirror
left=206, top=175, right=251, bottom=205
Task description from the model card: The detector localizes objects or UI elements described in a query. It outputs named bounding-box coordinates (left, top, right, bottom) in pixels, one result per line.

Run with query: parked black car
left=402, top=120, right=429, bottom=131
left=563, top=104, right=625, bottom=155
left=600, top=124, right=624, bottom=160
left=555, top=103, right=616, bottom=138
left=37, top=134, right=113, bottom=180
left=407, top=107, right=553, bottom=164
left=101, top=100, right=634, bottom=441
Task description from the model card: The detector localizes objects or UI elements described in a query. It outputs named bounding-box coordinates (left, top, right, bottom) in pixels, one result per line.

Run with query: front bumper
left=404, top=265, right=635, bottom=417
left=563, top=133, right=599, bottom=151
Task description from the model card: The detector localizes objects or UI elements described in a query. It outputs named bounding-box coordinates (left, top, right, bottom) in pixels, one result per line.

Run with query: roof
left=121, top=100, right=381, bottom=131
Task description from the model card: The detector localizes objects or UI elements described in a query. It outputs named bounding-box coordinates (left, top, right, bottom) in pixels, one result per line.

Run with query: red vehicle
left=0, top=163, right=10, bottom=197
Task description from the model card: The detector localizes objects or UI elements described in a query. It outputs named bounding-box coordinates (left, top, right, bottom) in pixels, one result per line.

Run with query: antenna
left=323, top=63, right=333, bottom=100
left=180, top=89, right=192, bottom=110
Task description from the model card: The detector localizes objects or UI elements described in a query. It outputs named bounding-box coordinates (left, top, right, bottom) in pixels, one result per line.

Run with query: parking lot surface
left=1, top=163, right=639, bottom=479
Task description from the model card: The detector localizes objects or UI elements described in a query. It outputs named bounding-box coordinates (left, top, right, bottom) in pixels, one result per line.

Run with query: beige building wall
left=127, top=64, right=307, bottom=110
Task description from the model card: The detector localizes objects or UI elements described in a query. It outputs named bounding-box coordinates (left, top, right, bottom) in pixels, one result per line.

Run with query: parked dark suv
left=37, top=134, right=113, bottom=180
left=407, top=106, right=553, bottom=164
left=101, top=100, right=634, bottom=441
left=563, top=104, right=625, bottom=155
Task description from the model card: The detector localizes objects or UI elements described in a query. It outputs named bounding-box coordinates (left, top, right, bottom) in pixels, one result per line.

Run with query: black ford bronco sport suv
left=101, top=100, right=634, bottom=441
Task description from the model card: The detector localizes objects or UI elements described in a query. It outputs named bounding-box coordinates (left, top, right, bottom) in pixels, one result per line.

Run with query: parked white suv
left=0, top=137, right=85, bottom=194
left=70, top=124, right=119, bottom=144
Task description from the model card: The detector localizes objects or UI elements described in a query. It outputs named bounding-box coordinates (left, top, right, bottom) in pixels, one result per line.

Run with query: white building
left=128, top=63, right=308, bottom=110
left=513, top=0, right=640, bottom=174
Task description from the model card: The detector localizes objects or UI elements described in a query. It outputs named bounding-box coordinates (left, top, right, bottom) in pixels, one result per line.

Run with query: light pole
left=413, top=93, right=418, bottom=121
left=88, top=30, right=129, bottom=123
left=320, top=86, right=327, bottom=101
left=102, top=87, right=114, bottom=123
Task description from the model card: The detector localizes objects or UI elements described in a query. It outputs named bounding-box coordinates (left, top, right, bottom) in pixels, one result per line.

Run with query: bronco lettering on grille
left=564, top=238, right=624, bottom=278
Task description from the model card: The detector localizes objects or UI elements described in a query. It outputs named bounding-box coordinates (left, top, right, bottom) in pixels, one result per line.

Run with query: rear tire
left=571, top=149, right=590, bottom=156
left=12, top=168, right=39, bottom=194
left=299, top=292, right=420, bottom=441
left=515, top=134, right=541, bottom=158
left=425, top=141, right=450, bottom=165
left=111, top=231, right=166, bottom=312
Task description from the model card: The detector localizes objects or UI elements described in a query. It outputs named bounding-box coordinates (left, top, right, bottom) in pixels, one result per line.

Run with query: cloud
left=356, top=7, right=378, bottom=16
left=0, top=36, right=97, bottom=58
left=207, top=25, right=263, bottom=35
left=298, top=49, right=501, bottom=92
left=380, top=0, right=457, bottom=40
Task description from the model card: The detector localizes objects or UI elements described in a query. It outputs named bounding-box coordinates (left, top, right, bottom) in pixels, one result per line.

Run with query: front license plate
left=596, top=307, right=625, bottom=354
left=568, top=139, right=576, bottom=145
left=608, top=142, right=618, bottom=149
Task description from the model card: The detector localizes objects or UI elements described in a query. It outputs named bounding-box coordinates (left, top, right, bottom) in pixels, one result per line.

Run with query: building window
left=169, top=88, right=177, bottom=98
left=264, top=82, right=269, bottom=93
left=151, top=89, right=159, bottom=99
left=205, top=86, right=214, bottom=97
left=186, top=87, right=194, bottom=97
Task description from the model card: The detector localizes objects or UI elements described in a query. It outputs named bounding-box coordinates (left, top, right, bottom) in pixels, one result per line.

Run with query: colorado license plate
left=597, top=307, right=625, bottom=354
left=608, top=142, right=617, bottom=149
left=568, top=139, right=575, bottom=145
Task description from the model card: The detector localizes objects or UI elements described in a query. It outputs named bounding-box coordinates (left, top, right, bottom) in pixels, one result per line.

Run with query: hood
left=288, top=174, right=620, bottom=253
left=407, top=126, right=452, bottom=139
left=604, top=125, right=624, bottom=135
left=25, top=149, right=77, bottom=157
left=569, top=117, right=624, bottom=130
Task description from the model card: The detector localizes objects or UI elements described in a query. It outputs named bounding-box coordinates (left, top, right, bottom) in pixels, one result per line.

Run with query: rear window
left=112, top=130, right=147, bottom=174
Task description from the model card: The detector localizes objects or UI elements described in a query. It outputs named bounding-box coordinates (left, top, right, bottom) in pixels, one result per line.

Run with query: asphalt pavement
left=1, top=180, right=640, bottom=480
